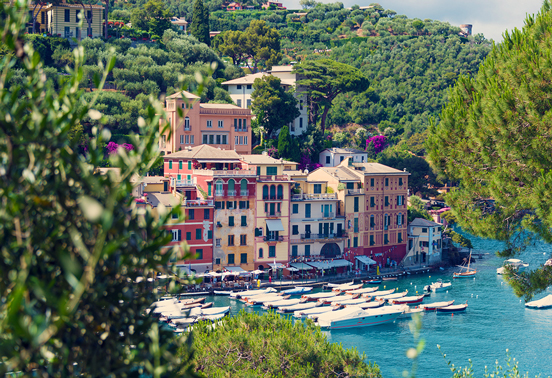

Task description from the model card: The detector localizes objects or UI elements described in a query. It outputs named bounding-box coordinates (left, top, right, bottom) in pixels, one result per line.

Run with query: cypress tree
left=277, top=125, right=291, bottom=159
left=190, top=0, right=210, bottom=46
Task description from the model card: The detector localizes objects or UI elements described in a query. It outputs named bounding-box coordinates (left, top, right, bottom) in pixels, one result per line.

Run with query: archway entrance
left=321, top=243, right=341, bottom=258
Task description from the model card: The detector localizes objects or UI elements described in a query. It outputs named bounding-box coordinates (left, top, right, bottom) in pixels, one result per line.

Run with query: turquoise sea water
left=207, top=233, right=552, bottom=378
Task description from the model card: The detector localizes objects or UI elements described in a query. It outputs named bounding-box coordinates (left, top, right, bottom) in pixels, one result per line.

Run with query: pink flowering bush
left=366, top=135, right=388, bottom=154
left=106, top=142, right=134, bottom=155
left=298, top=153, right=322, bottom=171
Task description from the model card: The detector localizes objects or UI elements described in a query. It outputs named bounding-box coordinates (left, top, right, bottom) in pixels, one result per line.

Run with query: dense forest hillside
left=5, top=0, right=492, bottom=182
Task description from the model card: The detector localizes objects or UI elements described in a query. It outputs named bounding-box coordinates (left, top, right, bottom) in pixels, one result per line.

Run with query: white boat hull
left=318, top=307, right=404, bottom=329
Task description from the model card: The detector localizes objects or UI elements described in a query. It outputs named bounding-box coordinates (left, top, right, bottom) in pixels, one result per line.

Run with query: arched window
left=184, top=117, right=190, bottom=130
left=370, top=214, right=375, bottom=228
left=277, top=184, right=283, bottom=199
left=270, top=185, right=276, bottom=199
left=384, top=214, right=389, bottom=230
left=259, top=248, right=263, bottom=258
left=215, top=179, right=224, bottom=196
left=228, top=179, right=235, bottom=196
left=240, top=179, right=248, bottom=196
left=397, top=213, right=403, bottom=226
left=263, top=185, right=269, bottom=200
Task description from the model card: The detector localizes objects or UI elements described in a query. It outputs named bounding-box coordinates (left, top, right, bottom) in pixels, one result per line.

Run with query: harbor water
left=205, top=233, right=552, bottom=377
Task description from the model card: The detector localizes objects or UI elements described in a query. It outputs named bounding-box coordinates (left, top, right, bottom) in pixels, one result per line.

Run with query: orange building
left=159, top=91, right=252, bottom=156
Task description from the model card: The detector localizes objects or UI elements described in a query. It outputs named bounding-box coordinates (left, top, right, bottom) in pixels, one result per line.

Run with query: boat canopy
left=356, top=255, right=377, bottom=265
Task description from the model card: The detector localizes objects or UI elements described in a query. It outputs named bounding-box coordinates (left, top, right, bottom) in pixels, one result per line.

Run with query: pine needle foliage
left=186, top=310, right=381, bottom=377
left=0, top=3, right=197, bottom=376
left=427, top=1, right=552, bottom=299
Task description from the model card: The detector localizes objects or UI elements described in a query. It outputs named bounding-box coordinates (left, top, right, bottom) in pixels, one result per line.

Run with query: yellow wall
left=48, top=5, right=104, bottom=38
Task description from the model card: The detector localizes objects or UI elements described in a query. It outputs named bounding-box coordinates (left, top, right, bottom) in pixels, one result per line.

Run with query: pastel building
left=405, top=218, right=443, bottom=266
left=159, top=91, right=252, bottom=156
left=30, top=0, right=105, bottom=38
left=289, top=180, right=346, bottom=260
left=222, top=65, right=308, bottom=136
left=239, top=154, right=294, bottom=270
left=319, top=147, right=368, bottom=167
left=309, top=159, right=409, bottom=267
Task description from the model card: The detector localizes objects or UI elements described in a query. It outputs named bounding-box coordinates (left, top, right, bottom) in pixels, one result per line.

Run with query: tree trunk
left=104, top=0, right=109, bottom=38
left=319, top=104, right=330, bottom=134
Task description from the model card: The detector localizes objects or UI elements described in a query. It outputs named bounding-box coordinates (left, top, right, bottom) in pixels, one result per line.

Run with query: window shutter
left=178, top=230, right=182, bottom=241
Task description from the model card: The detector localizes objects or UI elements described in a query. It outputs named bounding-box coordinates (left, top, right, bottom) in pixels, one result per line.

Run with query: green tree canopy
left=190, top=0, right=210, bottom=46
left=130, top=0, right=173, bottom=37
left=0, top=4, right=196, bottom=376
left=427, top=1, right=552, bottom=299
left=294, top=59, right=370, bottom=133
left=277, top=125, right=291, bottom=158
left=188, top=310, right=381, bottom=377
left=251, top=75, right=300, bottom=137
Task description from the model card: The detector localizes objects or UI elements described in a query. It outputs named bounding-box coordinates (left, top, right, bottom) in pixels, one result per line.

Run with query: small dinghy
left=525, top=294, right=552, bottom=309
left=424, top=279, right=452, bottom=293
left=262, top=298, right=301, bottom=310
left=294, top=306, right=336, bottom=319
left=229, top=288, right=277, bottom=299
left=301, top=291, right=338, bottom=302
left=420, top=300, right=455, bottom=311
left=326, top=281, right=354, bottom=288
left=436, top=301, right=468, bottom=313
left=355, top=301, right=384, bottom=310
left=362, top=279, right=382, bottom=284
left=346, top=287, right=379, bottom=295
left=282, top=286, right=313, bottom=295
left=278, top=302, right=320, bottom=314
left=361, top=289, right=395, bottom=299
left=214, top=290, right=232, bottom=295
left=389, top=295, right=424, bottom=305
left=375, top=291, right=408, bottom=302
left=332, top=283, right=363, bottom=293
left=382, top=277, right=398, bottom=281
left=398, top=306, right=424, bottom=319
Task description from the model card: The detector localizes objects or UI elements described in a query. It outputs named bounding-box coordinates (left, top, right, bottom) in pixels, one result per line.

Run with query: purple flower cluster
left=366, top=135, right=388, bottom=154
left=266, top=146, right=279, bottom=158
left=298, top=153, right=322, bottom=172
left=106, top=142, right=134, bottom=155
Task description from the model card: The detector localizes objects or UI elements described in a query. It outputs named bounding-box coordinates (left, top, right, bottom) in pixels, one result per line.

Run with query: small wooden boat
left=453, top=250, right=477, bottom=278
left=326, top=281, right=354, bottom=288
left=229, top=288, right=277, bottom=299
left=362, top=288, right=395, bottom=299
left=389, top=295, right=424, bottom=305
left=375, top=291, right=408, bottom=302
left=262, top=298, right=301, bottom=310
left=356, top=301, right=384, bottom=310
left=382, top=277, right=398, bottom=281
left=214, top=290, right=232, bottom=295
left=525, top=294, right=552, bottom=309
left=301, top=291, right=338, bottom=302
left=320, top=294, right=359, bottom=305
left=425, top=279, right=452, bottom=293
left=420, top=300, right=455, bottom=311
left=436, top=301, right=468, bottom=313
left=332, top=283, right=362, bottom=293
left=362, top=279, right=382, bottom=284
left=345, top=287, right=378, bottom=295
left=201, top=302, right=213, bottom=309
left=282, top=286, right=313, bottom=295
left=278, top=302, right=320, bottom=314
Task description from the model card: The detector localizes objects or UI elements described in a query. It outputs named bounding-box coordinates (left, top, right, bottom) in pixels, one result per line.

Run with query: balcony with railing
left=299, top=232, right=348, bottom=241
left=265, top=211, right=282, bottom=217
left=347, top=189, right=365, bottom=195
left=183, top=199, right=214, bottom=207
left=240, top=190, right=249, bottom=196
left=322, top=212, right=335, bottom=219
left=291, top=193, right=338, bottom=201
left=258, top=175, right=290, bottom=182
left=227, top=190, right=236, bottom=197
left=193, top=168, right=257, bottom=177
left=263, top=235, right=284, bottom=242
left=215, top=190, right=224, bottom=197
left=234, top=127, right=248, bottom=132
left=262, top=196, right=284, bottom=201
left=175, top=179, right=195, bottom=187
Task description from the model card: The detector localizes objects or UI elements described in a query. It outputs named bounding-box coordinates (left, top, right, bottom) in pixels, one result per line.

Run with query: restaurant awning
left=307, top=259, right=353, bottom=270
left=290, top=262, right=313, bottom=270
left=224, top=266, right=246, bottom=273
left=268, top=263, right=286, bottom=269
left=286, top=267, right=299, bottom=272
left=356, top=255, right=377, bottom=265
left=266, top=219, right=285, bottom=231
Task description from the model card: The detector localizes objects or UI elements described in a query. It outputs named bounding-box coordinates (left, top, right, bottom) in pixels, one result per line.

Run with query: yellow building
left=32, top=1, right=105, bottom=38
left=240, top=153, right=294, bottom=271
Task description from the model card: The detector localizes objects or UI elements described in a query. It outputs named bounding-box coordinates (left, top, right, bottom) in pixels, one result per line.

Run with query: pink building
left=226, top=2, right=242, bottom=11
left=262, top=1, right=286, bottom=9
left=160, top=91, right=252, bottom=156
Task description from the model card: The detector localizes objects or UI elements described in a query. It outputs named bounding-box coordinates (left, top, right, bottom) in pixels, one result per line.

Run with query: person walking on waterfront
left=269, top=275, right=272, bottom=284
